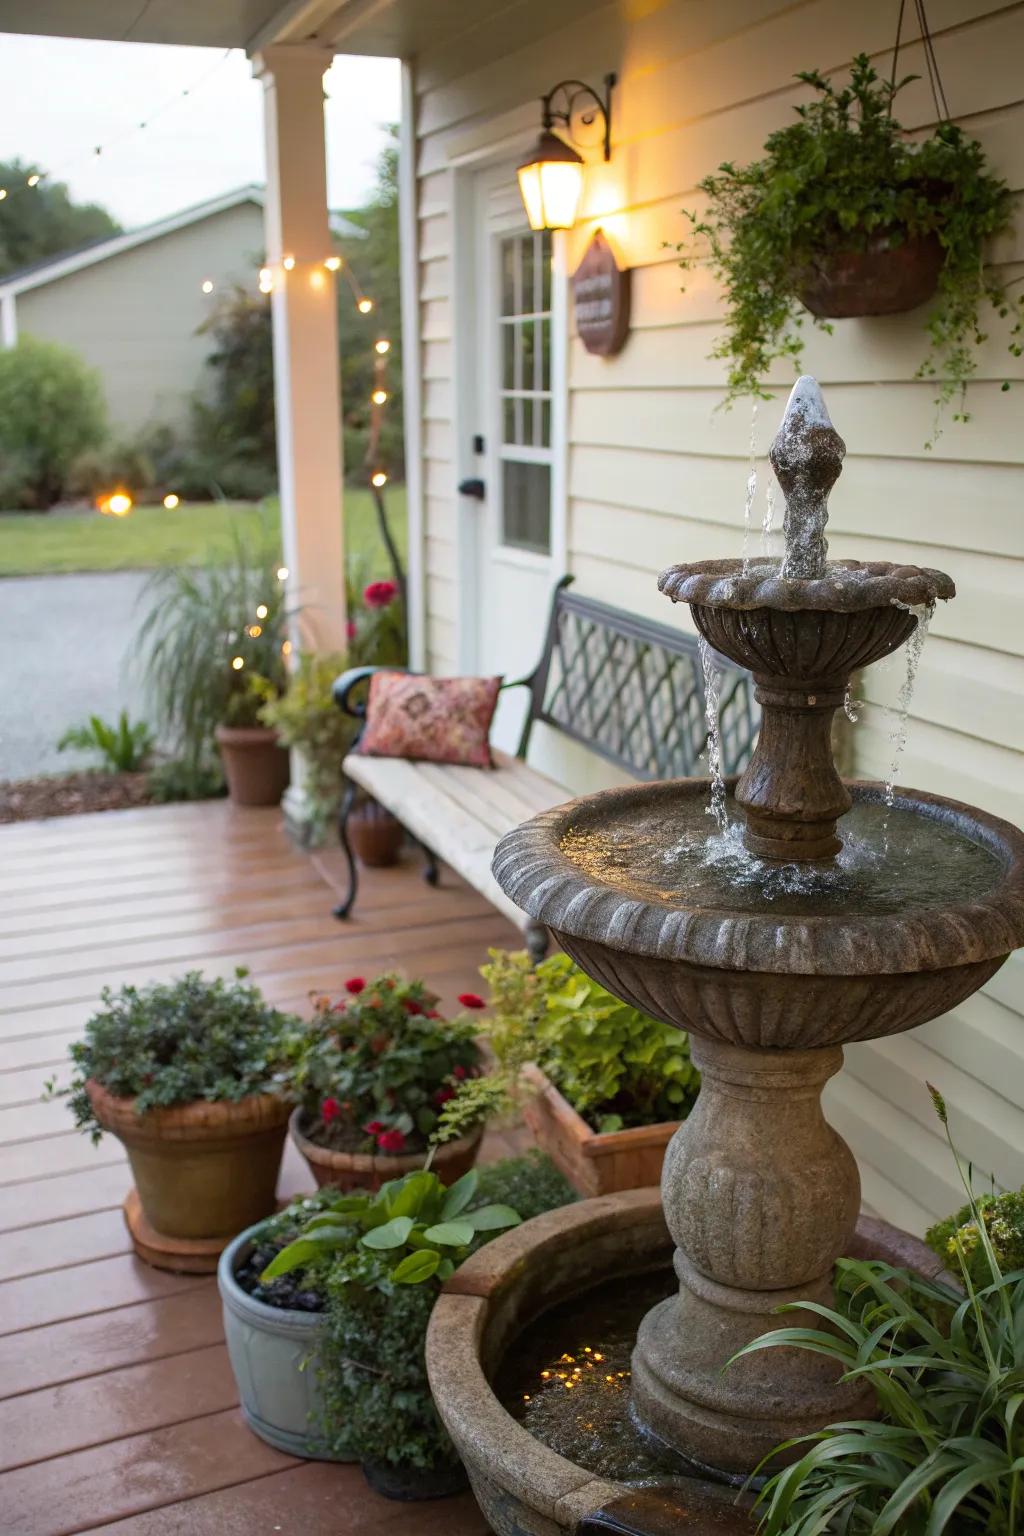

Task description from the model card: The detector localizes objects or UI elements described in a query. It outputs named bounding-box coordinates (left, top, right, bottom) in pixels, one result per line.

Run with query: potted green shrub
left=483, top=950, right=701, bottom=1196
left=48, top=969, right=300, bottom=1268
left=137, top=525, right=290, bottom=806
left=681, top=55, right=1023, bottom=434
left=287, top=974, right=488, bottom=1191
left=748, top=1092, right=1024, bottom=1531
left=218, top=1154, right=575, bottom=1480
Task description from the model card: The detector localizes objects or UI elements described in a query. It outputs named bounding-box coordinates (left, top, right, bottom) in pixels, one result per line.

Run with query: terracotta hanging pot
left=348, top=798, right=405, bottom=867
left=215, top=724, right=290, bottom=806
left=794, top=231, right=943, bottom=319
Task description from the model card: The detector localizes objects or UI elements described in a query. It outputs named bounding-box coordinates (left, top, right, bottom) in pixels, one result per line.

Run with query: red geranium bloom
left=458, top=992, right=486, bottom=1010
left=402, top=997, right=423, bottom=1015
left=346, top=618, right=357, bottom=640
left=345, top=977, right=366, bottom=994
left=452, top=1065, right=467, bottom=1080
left=433, top=1086, right=455, bottom=1108
left=363, top=580, right=398, bottom=610
left=377, top=1128, right=406, bottom=1153
left=321, top=1097, right=341, bottom=1124
left=426, top=1009, right=441, bottom=1019
left=364, top=1119, right=385, bottom=1135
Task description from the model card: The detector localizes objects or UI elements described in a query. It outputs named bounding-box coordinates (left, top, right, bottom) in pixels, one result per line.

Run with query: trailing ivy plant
left=679, top=55, right=1023, bottom=438
left=482, top=949, right=700, bottom=1133
left=48, top=968, right=300, bottom=1141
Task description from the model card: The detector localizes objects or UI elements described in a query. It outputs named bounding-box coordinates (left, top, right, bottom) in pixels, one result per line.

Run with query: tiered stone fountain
left=427, top=379, right=1024, bottom=1533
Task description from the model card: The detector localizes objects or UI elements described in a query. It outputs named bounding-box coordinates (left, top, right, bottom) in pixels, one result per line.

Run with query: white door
left=463, top=165, right=566, bottom=752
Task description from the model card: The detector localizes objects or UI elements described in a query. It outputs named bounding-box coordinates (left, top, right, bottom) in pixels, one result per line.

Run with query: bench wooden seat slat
left=331, top=578, right=758, bottom=958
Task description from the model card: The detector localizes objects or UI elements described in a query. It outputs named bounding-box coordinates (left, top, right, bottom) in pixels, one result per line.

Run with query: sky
left=0, top=33, right=402, bottom=227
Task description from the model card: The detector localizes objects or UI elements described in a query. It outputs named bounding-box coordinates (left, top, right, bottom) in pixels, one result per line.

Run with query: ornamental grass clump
left=289, top=974, right=484, bottom=1157
left=52, top=968, right=300, bottom=1141
left=483, top=949, right=699, bottom=1133
left=679, top=55, right=1023, bottom=437
left=744, top=1086, right=1024, bottom=1533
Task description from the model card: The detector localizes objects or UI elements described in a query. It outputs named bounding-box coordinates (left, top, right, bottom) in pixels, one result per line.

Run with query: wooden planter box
left=521, top=1063, right=679, bottom=1197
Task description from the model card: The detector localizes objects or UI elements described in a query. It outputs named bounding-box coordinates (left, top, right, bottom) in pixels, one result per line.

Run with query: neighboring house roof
left=0, top=184, right=365, bottom=297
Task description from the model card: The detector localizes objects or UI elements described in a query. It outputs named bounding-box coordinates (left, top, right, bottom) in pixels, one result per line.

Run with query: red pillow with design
left=357, top=673, right=501, bottom=768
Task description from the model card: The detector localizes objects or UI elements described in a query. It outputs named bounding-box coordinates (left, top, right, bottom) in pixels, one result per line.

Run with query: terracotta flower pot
left=521, top=1063, right=680, bottom=1198
left=289, top=1107, right=482, bottom=1192
left=348, top=800, right=405, bottom=867
left=86, top=1079, right=291, bottom=1239
left=794, top=231, right=943, bottom=318
left=215, top=724, right=290, bottom=807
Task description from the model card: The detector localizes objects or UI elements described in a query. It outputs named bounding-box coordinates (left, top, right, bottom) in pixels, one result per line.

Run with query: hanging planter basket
left=794, top=231, right=943, bottom=319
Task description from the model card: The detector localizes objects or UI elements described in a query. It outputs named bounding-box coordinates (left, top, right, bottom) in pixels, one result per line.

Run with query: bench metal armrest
left=332, top=664, right=414, bottom=720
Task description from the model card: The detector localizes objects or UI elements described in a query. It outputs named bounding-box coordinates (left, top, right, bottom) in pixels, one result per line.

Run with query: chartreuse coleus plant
left=482, top=949, right=700, bottom=1133
left=262, top=1165, right=520, bottom=1289
left=739, top=1086, right=1024, bottom=1534
left=679, top=54, right=1023, bottom=439
left=47, top=969, right=300, bottom=1143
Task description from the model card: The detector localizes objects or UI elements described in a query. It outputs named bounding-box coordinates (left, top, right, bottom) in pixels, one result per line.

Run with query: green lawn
left=0, top=488, right=407, bottom=578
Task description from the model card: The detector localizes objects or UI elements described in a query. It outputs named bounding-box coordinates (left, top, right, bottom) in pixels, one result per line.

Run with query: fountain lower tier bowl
left=492, top=778, right=1024, bottom=1051
left=426, top=1191, right=944, bottom=1536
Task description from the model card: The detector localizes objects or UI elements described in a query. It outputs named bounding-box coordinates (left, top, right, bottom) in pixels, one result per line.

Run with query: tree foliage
left=0, top=336, right=107, bottom=509
left=0, top=161, right=120, bottom=278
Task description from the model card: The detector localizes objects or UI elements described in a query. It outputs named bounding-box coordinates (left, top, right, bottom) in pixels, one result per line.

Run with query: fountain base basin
left=426, top=1192, right=942, bottom=1535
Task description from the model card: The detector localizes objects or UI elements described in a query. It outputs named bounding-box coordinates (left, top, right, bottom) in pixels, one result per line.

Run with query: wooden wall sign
left=572, top=228, right=631, bottom=357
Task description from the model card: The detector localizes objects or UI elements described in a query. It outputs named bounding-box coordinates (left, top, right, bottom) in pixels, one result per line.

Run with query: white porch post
left=253, top=42, right=347, bottom=653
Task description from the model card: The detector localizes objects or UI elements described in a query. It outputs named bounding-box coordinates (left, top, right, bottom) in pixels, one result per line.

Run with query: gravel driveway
left=1, top=571, right=155, bottom=780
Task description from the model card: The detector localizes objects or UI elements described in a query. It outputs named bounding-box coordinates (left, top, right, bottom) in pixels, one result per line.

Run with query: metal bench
left=331, top=576, right=758, bottom=960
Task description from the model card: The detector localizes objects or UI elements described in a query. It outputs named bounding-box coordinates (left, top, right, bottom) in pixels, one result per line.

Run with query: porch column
left=253, top=42, right=347, bottom=652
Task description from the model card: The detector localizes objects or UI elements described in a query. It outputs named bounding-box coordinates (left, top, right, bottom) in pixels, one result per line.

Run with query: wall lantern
left=517, top=73, right=616, bottom=232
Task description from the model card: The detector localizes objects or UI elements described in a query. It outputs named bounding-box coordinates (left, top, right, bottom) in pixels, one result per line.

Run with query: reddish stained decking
left=0, top=800, right=521, bottom=1535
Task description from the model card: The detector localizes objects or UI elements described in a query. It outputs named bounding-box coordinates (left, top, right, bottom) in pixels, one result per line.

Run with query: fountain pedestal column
left=630, top=1038, right=872, bottom=1474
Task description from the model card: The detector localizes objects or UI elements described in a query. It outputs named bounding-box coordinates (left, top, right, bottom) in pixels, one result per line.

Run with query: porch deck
left=0, top=800, right=521, bottom=1535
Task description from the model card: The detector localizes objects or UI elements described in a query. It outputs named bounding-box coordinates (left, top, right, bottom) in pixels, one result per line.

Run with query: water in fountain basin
left=697, top=635, right=728, bottom=832
left=885, top=600, right=934, bottom=810
left=495, top=1269, right=704, bottom=1486
left=560, top=794, right=1002, bottom=917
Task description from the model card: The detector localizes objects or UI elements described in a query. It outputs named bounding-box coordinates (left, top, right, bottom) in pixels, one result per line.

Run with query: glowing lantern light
left=163, top=493, right=180, bottom=509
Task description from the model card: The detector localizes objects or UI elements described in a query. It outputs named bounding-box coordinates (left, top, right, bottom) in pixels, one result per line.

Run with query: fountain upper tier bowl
left=492, top=778, right=1024, bottom=1050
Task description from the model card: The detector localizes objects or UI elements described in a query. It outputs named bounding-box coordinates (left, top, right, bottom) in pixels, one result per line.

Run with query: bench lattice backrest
left=520, top=582, right=757, bottom=781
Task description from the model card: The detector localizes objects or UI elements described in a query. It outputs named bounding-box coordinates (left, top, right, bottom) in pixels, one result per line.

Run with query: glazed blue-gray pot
left=218, top=1224, right=355, bottom=1461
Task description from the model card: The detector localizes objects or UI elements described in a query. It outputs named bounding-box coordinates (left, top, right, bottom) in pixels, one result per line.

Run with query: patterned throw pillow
left=357, top=673, right=501, bottom=769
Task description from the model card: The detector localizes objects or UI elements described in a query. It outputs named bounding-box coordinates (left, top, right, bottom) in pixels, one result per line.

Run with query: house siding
left=409, top=0, right=1024, bottom=1229
left=14, top=201, right=265, bottom=433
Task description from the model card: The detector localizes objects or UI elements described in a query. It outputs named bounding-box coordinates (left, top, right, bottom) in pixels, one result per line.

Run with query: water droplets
left=885, top=600, right=934, bottom=809
left=843, top=687, right=860, bottom=723
left=741, top=402, right=758, bottom=574
left=698, top=634, right=727, bottom=832
left=761, top=477, right=777, bottom=561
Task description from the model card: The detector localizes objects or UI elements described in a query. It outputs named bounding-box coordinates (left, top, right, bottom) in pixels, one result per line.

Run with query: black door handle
left=458, top=477, right=486, bottom=500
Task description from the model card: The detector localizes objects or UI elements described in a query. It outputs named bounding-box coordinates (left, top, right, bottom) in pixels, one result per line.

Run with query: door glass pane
left=502, top=325, right=515, bottom=389
left=522, top=235, right=535, bottom=313
left=540, top=231, right=552, bottom=310
left=501, top=239, right=517, bottom=315
left=502, top=461, right=552, bottom=555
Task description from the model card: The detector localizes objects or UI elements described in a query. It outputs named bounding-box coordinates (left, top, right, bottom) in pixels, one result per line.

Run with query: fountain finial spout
left=770, top=376, right=846, bottom=580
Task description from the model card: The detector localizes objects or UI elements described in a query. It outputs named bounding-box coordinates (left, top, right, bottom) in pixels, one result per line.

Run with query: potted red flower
left=287, top=974, right=487, bottom=1190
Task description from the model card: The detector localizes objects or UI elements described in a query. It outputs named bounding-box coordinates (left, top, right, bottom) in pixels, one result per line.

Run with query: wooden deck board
left=0, top=801, right=522, bottom=1533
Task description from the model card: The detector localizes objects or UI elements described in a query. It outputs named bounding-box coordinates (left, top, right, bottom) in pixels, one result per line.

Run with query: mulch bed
left=0, top=771, right=155, bottom=823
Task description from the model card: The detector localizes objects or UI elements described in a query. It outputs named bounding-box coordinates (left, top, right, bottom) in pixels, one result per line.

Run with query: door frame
left=450, top=141, right=569, bottom=675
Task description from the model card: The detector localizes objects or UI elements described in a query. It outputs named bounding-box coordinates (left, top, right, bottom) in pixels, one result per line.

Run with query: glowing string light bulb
left=162, top=493, right=180, bottom=509
left=248, top=624, right=263, bottom=638
left=282, top=639, right=293, bottom=657
left=371, top=471, right=388, bottom=488
left=231, top=655, right=245, bottom=671
left=282, top=255, right=295, bottom=271
left=201, top=279, right=214, bottom=294
left=27, top=174, right=41, bottom=187
left=0, top=190, right=7, bottom=202
left=255, top=603, right=268, bottom=619
left=375, top=339, right=390, bottom=355
left=371, top=389, right=388, bottom=405
left=324, top=255, right=341, bottom=271
left=276, top=566, right=290, bottom=581
left=357, top=297, right=374, bottom=314
left=258, top=266, right=274, bottom=294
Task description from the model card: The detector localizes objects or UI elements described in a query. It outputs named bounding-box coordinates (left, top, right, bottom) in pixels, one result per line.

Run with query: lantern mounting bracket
left=541, top=73, right=616, bottom=162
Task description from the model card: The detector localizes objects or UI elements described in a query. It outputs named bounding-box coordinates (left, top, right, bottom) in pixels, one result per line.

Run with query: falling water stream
left=761, top=477, right=777, bottom=559
left=740, top=403, right=759, bottom=573
left=697, top=634, right=727, bottom=832
left=884, top=599, right=935, bottom=810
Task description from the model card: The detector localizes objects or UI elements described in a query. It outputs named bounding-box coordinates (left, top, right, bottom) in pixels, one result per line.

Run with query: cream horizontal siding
left=410, top=0, right=1024, bottom=1234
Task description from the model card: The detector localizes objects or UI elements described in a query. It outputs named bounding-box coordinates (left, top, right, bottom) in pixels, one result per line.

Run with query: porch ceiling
left=0, top=0, right=562, bottom=57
